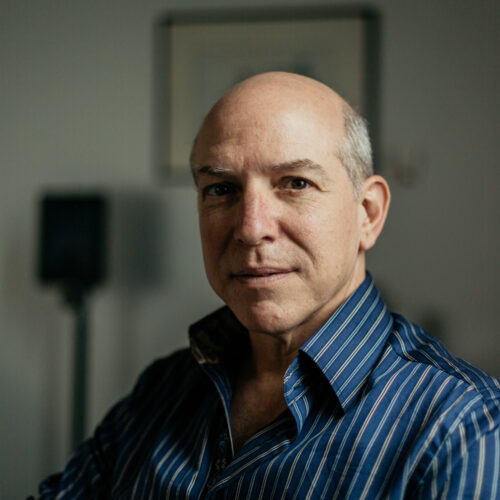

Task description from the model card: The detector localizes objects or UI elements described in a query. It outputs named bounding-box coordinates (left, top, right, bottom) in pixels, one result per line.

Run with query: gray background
left=0, top=0, right=498, bottom=497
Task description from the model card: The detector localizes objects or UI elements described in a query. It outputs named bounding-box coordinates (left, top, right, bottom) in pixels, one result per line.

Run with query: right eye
left=202, top=182, right=236, bottom=197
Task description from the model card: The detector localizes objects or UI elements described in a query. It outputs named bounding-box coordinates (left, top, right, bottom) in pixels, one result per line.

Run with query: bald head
left=191, top=72, right=373, bottom=197
left=206, top=72, right=345, bottom=127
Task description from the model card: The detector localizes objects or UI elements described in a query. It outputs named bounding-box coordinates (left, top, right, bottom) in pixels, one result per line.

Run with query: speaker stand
left=63, top=284, right=89, bottom=452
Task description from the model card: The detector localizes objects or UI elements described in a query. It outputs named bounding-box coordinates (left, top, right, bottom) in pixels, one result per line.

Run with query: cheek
left=298, top=204, right=360, bottom=261
left=199, top=219, right=216, bottom=258
left=200, top=238, right=222, bottom=293
left=199, top=216, right=227, bottom=273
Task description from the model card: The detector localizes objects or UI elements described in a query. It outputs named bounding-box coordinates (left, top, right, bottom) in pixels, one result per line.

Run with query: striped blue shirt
left=39, top=274, right=500, bottom=499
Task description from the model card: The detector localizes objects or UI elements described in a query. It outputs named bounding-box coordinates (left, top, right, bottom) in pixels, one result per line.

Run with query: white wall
left=0, top=0, right=498, bottom=497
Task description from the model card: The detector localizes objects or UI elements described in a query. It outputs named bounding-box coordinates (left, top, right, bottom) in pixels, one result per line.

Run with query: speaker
left=38, top=194, right=107, bottom=289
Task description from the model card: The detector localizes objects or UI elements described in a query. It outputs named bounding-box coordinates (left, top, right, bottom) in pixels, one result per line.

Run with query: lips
left=231, top=267, right=295, bottom=286
left=233, top=267, right=291, bottom=277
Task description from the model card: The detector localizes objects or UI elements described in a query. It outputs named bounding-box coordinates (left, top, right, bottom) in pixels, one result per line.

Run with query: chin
left=230, top=300, right=301, bottom=336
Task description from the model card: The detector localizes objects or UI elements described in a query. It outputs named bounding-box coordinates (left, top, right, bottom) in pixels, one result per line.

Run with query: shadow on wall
left=375, top=281, right=449, bottom=346
left=111, top=190, right=167, bottom=291
left=98, top=189, right=171, bottom=397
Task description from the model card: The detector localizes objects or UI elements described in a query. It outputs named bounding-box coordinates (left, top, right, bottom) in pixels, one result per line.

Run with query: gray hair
left=337, top=105, right=373, bottom=198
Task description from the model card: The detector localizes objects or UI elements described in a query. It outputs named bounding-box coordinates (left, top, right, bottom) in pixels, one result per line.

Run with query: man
left=38, top=72, right=500, bottom=498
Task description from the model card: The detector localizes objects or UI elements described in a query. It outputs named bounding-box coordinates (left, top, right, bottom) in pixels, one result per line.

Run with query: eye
left=202, top=182, right=236, bottom=198
left=283, top=177, right=311, bottom=190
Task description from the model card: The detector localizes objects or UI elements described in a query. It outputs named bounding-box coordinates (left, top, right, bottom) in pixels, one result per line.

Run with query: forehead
left=192, top=97, right=344, bottom=174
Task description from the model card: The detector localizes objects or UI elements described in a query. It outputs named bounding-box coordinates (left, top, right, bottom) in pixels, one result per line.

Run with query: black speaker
left=38, top=194, right=107, bottom=289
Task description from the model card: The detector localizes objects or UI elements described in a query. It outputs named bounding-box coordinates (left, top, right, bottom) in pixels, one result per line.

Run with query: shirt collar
left=189, top=305, right=249, bottom=367
left=189, top=273, right=393, bottom=413
left=300, top=273, right=393, bottom=413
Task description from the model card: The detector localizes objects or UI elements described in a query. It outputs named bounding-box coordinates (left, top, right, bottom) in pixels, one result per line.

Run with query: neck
left=245, top=331, right=299, bottom=382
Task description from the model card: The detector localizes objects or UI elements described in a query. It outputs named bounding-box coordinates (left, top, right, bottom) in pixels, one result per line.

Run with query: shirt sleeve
left=35, top=353, right=187, bottom=499
left=416, top=407, right=500, bottom=499
left=38, top=396, right=129, bottom=499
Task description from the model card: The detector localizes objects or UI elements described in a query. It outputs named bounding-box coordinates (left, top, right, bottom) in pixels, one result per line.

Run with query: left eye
left=284, top=178, right=310, bottom=190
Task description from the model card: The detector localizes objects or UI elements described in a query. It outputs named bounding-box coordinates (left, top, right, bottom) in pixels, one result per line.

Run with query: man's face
left=192, top=82, right=366, bottom=339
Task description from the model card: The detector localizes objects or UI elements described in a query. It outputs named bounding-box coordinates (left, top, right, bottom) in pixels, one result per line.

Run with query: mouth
left=231, top=267, right=295, bottom=285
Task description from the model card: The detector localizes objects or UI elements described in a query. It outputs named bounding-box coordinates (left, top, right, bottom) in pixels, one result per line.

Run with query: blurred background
left=0, top=0, right=498, bottom=497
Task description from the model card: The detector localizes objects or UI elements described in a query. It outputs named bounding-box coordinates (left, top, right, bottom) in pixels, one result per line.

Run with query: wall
left=0, top=0, right=497, bottom=497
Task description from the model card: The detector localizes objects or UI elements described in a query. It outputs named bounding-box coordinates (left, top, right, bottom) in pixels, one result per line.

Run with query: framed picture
left=153, top=6, right=380, bottom=180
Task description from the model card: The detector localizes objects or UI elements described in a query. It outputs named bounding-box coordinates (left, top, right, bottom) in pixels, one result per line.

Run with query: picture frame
left=153, top=6, right=380, bottom=180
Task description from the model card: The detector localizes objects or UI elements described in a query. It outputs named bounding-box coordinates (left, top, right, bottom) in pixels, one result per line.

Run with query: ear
left=358, top=175, right=391, bottom=251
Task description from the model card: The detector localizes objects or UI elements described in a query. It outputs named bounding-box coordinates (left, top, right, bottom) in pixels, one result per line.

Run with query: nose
left=233, top=186, right=278, bottom=246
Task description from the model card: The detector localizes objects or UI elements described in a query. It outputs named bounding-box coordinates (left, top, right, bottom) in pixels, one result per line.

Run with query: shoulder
left=377, top=314, right=500, bottom=492
left=388, top=313, right=499, bottom=399
left=127, top=348, right=203, bottom=405
left=92, top=348, right=208, bottom=461
left=37, top=349, right=205, bottom=498
left=384, top=312, right=500, bottom=434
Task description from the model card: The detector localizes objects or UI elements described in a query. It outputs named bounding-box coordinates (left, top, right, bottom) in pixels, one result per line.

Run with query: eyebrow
left=193, top=158, right=327, bottom=181
left=194, top=165, right=235, bottom=178
left=271, top=158, right=326, bottom=176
